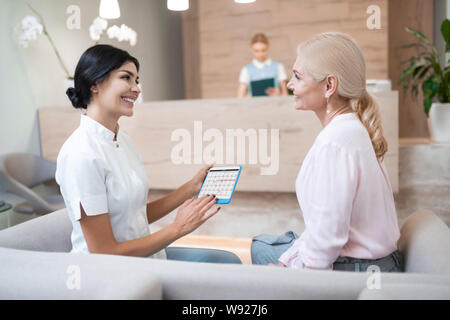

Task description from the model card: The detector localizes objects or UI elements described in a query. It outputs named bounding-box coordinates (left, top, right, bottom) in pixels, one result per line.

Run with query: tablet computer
left=250, top=78, right=275, bottom=96
left=197, top=165, right=242, bottom=204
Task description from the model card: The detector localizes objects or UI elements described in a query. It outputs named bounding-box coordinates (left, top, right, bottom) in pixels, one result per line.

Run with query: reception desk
left=39, top=92, right=398, bottom=193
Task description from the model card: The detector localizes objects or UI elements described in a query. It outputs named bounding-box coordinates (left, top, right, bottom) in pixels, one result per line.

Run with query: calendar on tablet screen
left=197, top=166, right=242, bottom=204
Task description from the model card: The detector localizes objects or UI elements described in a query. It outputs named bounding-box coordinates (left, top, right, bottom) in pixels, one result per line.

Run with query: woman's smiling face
left=91, top=61, right=141, bottom=117
left=287, top=57, right=326, bottom=111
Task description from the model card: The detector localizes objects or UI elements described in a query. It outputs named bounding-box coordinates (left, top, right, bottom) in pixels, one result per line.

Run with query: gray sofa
left=0, top=208, right=449, bottom=300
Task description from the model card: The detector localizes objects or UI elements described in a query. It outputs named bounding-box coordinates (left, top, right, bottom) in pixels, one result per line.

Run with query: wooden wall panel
left=388, top=0, right=434, bottom=138
left=188, top=0, right=389, bottom=99
left=182, top=0, right=434, bottom=138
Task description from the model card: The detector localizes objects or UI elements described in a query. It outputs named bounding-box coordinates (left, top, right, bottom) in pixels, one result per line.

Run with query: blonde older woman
left=251, top=32, right=403, bottom=272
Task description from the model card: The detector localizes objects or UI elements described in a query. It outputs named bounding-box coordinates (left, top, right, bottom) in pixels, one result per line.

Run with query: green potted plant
left=399, top=18, right=450, bottom=143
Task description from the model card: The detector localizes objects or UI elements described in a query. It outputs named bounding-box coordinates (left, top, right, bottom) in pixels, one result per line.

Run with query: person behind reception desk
left=251, top=32, right=404, bottom=273
left=57, top=44, right=241, bottom=264
left=237, top=33, right=289, bottom=98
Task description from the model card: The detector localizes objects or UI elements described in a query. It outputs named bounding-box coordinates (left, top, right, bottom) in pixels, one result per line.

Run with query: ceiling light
left=167, top=0, right=189, bottom=11
left=99, top=0, right=121, bottom=19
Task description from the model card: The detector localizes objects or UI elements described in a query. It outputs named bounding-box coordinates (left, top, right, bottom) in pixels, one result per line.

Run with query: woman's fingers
left=204, top=163, right=214, bottom=172
left=202, top=206, right=221, bottom=221
left=194, top=194, right=215, bottom=209
left=175, top=194, right=221, bottom=236
left=180, top=196, right=195, bottom=209
left=199, top=196, right=218, bottom=215
left=186, top=194, right=209, bottom=208
left=192, top=164, right=215, bottom=190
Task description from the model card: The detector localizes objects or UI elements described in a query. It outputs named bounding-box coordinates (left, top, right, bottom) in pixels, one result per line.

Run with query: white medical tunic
left=55, top=114, right=166, bottom=259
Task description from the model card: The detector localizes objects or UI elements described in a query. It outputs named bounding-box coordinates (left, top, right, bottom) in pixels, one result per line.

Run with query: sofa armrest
left=0, top=208, right=72, bottom=252
left=0, top=247, right=161, bottom=300
left=132, top=258, right=450, bottom=300
left=398, top=210, right=450, bottom=274
left=358, top=283, right=450, bottom=300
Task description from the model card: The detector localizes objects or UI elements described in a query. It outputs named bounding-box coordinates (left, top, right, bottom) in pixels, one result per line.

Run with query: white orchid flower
left=107, top=24, right=137, bottom=46
left=15, top=15, right=43, bottom=48
left=89, top=17, right=108, bottom=41
left=21, top=16, right=43, bottom=34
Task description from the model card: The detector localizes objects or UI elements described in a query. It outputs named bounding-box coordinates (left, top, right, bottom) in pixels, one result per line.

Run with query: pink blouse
left=278, top=113, right=400, bottom=270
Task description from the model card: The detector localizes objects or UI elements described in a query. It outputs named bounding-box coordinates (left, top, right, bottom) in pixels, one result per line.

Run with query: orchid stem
left=26, top=3, right=73, bottom=80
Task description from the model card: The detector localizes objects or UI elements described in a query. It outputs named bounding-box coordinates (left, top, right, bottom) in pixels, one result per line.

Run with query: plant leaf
left=415, top=65, right=431, bottom=81
left=409, top=65, right=431, bottom=88
left=399, top=52, right=433, bottom=66
left=441, top=18, right=450, bottom=43
left=405, top=27, right=438, bottom=54
left=399, top=43, right=427, bottom=50
left=406, top=27, right=432, bottom=45
left=399, top=59, right=429, bottom=85
left=399, top=62, right=415, bottom=82
left=423, top=96, right=432, bottom=116
left=422, top=76, right=438, bottom=117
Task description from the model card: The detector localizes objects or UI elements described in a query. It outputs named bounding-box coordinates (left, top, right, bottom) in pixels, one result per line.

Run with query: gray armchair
left=0, top=153, right=65, bottom=215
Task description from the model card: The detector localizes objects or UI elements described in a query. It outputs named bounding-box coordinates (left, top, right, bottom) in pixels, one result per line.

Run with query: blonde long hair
left=297, top=32, right=388, bottom=160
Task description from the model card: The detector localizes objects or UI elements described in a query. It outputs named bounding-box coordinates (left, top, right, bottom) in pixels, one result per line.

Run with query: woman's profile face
left=251, top=42, right=269, bottom=62
left=287, top=57, right=325, bottom=111
left=91, top=61, right=141, bottom=117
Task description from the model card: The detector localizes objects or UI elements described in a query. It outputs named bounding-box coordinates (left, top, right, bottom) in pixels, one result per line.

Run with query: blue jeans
left=251, top=231, right=404, bottom=272
left=251, top=231, right=299, bottom=265
left=165, top=247, right=242, bottom=264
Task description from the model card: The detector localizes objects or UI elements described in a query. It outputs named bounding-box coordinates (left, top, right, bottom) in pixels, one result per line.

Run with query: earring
left=325, top=93, right=330, bottom=113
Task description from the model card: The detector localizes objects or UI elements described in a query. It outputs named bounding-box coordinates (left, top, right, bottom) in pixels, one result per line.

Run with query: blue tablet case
left=197, top=166, right=242, bottom=204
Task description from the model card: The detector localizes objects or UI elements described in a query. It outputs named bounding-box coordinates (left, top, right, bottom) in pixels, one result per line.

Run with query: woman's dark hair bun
left=66, top=87, right=86, bottom=109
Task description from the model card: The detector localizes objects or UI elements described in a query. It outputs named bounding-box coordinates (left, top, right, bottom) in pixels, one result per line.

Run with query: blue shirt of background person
left=238, top=33, right=288, bottom=98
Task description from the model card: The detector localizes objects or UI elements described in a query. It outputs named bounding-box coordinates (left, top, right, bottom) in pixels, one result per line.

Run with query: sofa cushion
left=121, top=257, right=450, bottom=300
left=0, top=208, right=72, bottom=252
left=358, top=283, right=450, bottom=300
left=1, top=247, right=450, bottom=300
left=1, top=207, right=450, bottom=277
left=0, top=247, right=161, bottom=299
left=397, top=210, right=450, bottom=274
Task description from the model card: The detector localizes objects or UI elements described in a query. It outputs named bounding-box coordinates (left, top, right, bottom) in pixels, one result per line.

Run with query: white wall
left=448, top=0, right=450, bottom=64
left=0, top=0, right=185, bottom=191
left=435, top=0, right=449, bottom=67
left=448, top=0, right=450, bottom=18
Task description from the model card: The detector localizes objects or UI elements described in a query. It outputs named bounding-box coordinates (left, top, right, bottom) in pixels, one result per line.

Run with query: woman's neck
left=315, top=99, right=353, bottom=127
left=85, top=106, right=119, bottom=141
